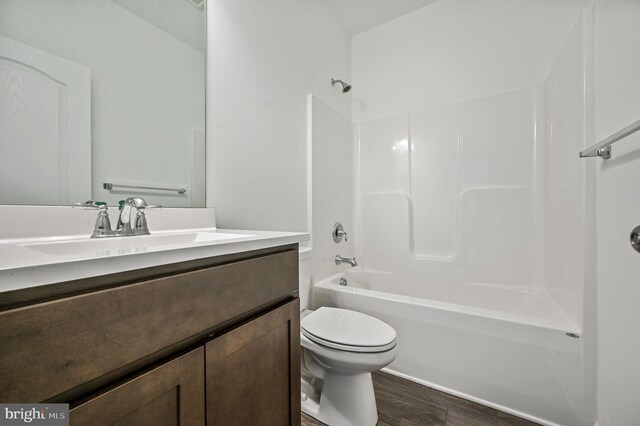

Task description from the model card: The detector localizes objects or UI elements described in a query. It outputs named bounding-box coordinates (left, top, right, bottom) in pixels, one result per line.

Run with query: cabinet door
left=70, top=347, right=204, bottom=426
left=206, top=299, right=301, bottom=426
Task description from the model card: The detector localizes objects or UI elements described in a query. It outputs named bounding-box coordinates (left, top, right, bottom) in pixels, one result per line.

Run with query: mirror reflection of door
left=0, top=35, right=91, bottom=205
left=0, top=0, right=206, bottom=207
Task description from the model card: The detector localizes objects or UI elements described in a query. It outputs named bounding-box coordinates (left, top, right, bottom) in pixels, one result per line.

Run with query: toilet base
left=301, top=372, right=378, bottom=426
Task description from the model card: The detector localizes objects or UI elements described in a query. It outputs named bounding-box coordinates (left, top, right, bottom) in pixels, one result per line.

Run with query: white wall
left=0, top=0, right=205, bottom=207
left=206, top=0, right=351, bottom=232
left=594, top=0, right=640, bottom=424
left=351, top=0, right=590, bottom=123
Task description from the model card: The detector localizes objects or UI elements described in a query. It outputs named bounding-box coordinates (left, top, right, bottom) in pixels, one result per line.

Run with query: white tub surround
left=307, top=94, right=355, bottom=284
left=333, top=6, right=597, bottom=425
left=0, top=206, right=308, bottom=293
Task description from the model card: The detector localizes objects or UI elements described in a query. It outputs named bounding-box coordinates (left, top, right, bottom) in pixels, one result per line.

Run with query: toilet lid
left=301, top=307, right=397, bottom=352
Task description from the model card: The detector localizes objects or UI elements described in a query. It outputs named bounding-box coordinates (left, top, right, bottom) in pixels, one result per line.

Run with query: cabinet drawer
left=0, top=249, right=297, bottom=403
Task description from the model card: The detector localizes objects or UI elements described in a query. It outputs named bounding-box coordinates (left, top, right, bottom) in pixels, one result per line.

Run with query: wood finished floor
left=301, top=371, right=541, bottom=426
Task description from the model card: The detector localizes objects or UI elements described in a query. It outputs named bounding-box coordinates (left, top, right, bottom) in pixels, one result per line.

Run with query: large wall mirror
left=0, top=0, right=206, bottom=207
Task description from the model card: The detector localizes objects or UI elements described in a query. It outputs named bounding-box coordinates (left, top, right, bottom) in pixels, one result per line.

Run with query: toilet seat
left=302, top=329, right=397, bottom=353
left=301, top=307, right=397, bottom=353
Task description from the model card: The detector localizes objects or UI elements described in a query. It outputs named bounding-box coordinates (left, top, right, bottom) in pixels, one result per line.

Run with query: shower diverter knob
left=332, top=222, right=348, bottom=243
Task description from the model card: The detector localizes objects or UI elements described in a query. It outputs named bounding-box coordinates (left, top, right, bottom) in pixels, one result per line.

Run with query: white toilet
left=298, top=247, right=399, bottom=426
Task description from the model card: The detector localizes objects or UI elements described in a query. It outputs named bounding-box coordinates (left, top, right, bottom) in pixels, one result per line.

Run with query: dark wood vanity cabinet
left=70, top=347, right=206, bottom=426
left=206, top=299, right=300, bottom=426
left=0, top=245, right=301, bottom=426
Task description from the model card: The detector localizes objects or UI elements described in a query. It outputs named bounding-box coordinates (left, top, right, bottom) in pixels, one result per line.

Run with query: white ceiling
left=112, top=0, right=204, bottom=52
left=322, top=0, right=440, bottom=35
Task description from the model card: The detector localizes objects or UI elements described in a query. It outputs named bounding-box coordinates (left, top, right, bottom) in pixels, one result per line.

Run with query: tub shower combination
left=308, top=10, right=595, bottom=425
left=313, top=269, right=587, bottom=426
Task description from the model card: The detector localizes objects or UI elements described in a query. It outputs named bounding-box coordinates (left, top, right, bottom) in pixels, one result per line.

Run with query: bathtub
left=312, top=270, right=593, bottom=426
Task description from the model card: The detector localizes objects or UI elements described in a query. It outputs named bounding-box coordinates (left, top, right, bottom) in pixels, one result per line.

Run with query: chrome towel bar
left=580, top=118, right=640, bottom=160
left=103, top=182, right=187, bottom=194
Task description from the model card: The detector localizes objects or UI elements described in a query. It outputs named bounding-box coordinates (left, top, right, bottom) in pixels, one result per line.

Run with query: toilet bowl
left=298, top=248, right=398, bottom=426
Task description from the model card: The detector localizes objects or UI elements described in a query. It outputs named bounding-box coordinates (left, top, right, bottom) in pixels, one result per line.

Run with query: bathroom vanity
left=0, top=212, right=307, bottom=426
left=0, top=0, right=305, bottom=422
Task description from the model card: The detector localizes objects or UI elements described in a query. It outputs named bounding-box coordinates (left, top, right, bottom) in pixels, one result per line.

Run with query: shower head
left=331, top=78, right=351, bottom=93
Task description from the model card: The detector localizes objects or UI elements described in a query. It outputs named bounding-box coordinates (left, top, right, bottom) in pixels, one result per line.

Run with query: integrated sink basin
left=20, top=231, right=253, bottom=257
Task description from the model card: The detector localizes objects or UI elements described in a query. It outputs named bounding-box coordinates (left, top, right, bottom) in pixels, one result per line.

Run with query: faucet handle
left=73, top=200, right=108, bottom=211
left=137, top=204, right=163, bottom=210
left=332, top=222, right=348, bottom=243
left=131, top=204, right=161, bottom=235
left=73, top=201, right=113, bottom=238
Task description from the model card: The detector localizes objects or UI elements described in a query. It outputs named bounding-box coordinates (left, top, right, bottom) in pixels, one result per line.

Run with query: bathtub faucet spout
left=335, top=255, right=358, bottom=267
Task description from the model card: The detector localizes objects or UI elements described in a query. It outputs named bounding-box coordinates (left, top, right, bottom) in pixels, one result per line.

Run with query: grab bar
left=579, top=118, right=640, bottom=160
left=103, top=182, right=186, bottom=194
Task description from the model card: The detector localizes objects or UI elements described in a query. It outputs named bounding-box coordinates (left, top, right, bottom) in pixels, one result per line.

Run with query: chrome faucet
left=73, top=197, right=161, bottom=238
left=335, top=255, right=358, bottom=267
left=116, top=197, right=161, bottom=236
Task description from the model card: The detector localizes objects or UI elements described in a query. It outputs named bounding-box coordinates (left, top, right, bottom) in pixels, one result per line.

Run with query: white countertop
left=0, top=228, right=309, bottom=294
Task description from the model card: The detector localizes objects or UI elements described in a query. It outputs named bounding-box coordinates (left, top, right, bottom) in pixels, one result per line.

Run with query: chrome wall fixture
left=631, top=225, right=640, bottom=254
left=332, top=222, right=348, bottom=243
left=103, top=182, right=187, bottom=194
left=579, top=117, right=640, bottom=159
left=335, top=255, right=358, bottom=267
left=331, top=78, right=352, bottom=93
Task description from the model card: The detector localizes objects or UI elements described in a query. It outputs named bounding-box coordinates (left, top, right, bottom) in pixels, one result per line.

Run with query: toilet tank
left=298, top=247, right=313, bottom=311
